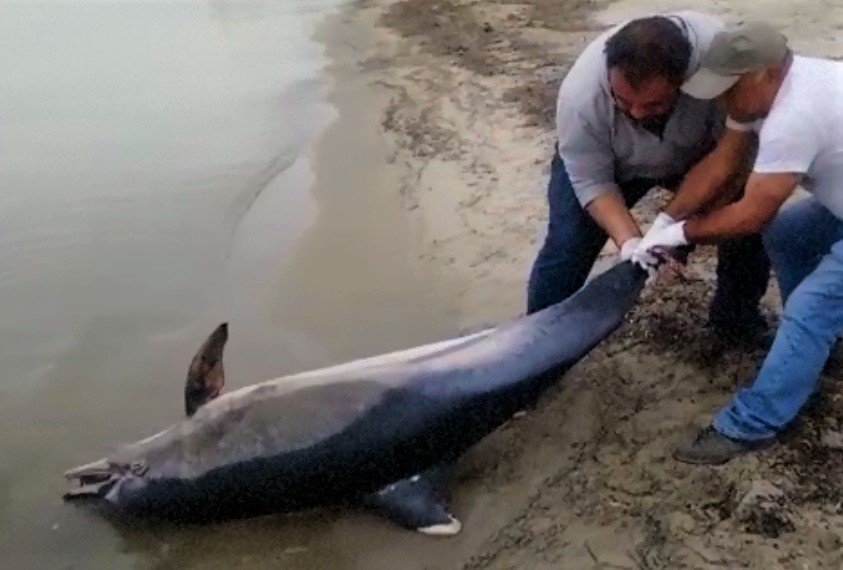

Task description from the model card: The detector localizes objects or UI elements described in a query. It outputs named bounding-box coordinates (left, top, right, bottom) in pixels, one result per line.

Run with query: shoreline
left=266, top=2, right=466, bottom=370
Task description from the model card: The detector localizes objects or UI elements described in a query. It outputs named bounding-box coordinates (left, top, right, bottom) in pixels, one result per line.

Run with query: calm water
left=0, top=1, right=460, bottom=567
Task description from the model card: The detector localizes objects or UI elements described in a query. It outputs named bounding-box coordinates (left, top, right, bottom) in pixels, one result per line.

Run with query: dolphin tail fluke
left=365, top=471, right=461, bottom=537
left=184, top=323, right=229, bottom=417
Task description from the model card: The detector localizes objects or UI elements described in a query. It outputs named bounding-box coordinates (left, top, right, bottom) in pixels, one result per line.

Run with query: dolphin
left=63, top=261, right=647, bottom=535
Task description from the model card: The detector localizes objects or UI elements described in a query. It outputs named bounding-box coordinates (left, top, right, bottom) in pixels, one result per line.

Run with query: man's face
left=608, top=69, right=680, bottom=132
left=724, top=71, right=778, bottom=123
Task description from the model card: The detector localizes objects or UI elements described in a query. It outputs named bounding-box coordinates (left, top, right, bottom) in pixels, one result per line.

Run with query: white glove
left=619, top=237, right=641, bottom=261
left=634, top=220, right=688, bottom=261
left=630, top=212, right=677, bottom=270
left=649, top=212, right=676, bottom=234
left=619, top=236, right=658, bottom=278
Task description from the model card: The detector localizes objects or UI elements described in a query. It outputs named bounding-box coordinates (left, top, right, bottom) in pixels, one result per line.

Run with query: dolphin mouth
left=63, top=474, right=122, bottom=501
left=64, top=459, right=112, bottom=482
left=65, top=459, right=148, bottom=480
left=64, top=459, right=147, bottom=501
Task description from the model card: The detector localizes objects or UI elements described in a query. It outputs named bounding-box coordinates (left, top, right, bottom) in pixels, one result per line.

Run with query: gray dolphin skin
left=64, top=261, right=647, bottom=536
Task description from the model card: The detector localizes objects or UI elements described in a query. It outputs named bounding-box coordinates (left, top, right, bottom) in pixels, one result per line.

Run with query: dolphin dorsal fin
left=184, top=323, right=228, bottom=417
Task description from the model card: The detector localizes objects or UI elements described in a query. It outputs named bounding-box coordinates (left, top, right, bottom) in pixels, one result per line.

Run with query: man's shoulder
left=766, top=57, right=827, bottom=120
left=671, top=11, right=725, bottom=55
left=790, top=55, right=842, bottom=80
left=569, top=11, right=723, bottom=63
left=670, top=10, right=723, bottom=28
left=559, top=32, right=610, bottom=110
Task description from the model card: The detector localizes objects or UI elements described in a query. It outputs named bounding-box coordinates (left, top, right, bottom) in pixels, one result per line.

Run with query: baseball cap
left=682, top=21, right=789, bottom=100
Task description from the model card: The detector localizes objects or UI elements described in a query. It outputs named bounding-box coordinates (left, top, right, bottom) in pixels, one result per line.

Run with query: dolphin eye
left=130, top=461, right=149, bottom=476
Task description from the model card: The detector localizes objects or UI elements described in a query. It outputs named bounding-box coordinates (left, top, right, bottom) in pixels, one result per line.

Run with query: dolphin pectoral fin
left=184, top=323, right=229, bottom=417
left=365, top=473, right=461, bottom=537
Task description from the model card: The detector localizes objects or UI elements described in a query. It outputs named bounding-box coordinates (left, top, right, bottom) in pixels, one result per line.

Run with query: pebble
left=821, top=429, right=843, bottom=450
left=818, top=529, right=842, bottom=552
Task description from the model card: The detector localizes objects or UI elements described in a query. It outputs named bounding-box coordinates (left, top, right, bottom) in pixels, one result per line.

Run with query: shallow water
left=0, top=1, right=461, bottom=567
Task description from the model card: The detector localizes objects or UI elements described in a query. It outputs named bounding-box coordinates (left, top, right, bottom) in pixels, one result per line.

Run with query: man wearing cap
left=635, top=22, right=843, bottom=463
left=527, top=12, right=770, bottom=339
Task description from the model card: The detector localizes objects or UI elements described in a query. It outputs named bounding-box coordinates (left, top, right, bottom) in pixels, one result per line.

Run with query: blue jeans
left=527, top=152, right=771, bottom=315
left=714, top=197, right=843, bottom=440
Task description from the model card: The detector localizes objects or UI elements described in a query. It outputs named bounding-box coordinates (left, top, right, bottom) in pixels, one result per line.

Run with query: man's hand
left=619, top=212, right=679, bottom=279
left=619, top=236, right=658, bottom=279
left=646, top=212, right=677, bottom=234
left=634, top=220, right=689, bottom=261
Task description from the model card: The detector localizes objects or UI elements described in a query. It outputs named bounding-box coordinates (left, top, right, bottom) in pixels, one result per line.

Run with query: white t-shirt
left=751, top=56, right=843, bottom=219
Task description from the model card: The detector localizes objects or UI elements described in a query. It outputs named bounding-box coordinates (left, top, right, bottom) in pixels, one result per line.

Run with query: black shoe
left=674, top=426, right=773, bottom=465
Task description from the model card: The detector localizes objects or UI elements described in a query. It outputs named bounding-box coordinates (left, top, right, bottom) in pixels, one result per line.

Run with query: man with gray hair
left=636, top=22, right=843, bottom=463
left=527, top=12, right=770, bottom=341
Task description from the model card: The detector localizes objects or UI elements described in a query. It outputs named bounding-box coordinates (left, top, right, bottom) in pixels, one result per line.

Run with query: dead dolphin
left=64, top=261, right=647, bottom=535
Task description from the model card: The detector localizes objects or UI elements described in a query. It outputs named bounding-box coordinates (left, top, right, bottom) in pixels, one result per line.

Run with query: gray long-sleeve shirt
left=556, top=11, right=726, bottom=207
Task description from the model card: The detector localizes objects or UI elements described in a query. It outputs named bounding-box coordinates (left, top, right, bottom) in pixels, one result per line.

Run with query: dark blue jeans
left=527, top=152, right=770, bottom=316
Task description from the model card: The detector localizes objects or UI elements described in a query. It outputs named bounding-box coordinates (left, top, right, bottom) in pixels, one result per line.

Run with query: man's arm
left=559, top=120, right=642, bottom=248
left=631, top=172, right=798, bottom=261
left=664, top=127, right=757, bottom=220
left=684, top=172, right=798, bottom=243
left=556, top=88, right=641, bottom=248
left=586, top=192, right=641, bottom=247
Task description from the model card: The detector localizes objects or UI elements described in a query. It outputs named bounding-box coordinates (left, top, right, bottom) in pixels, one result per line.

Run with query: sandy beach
left=315, top=0, right=843, bottom=567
